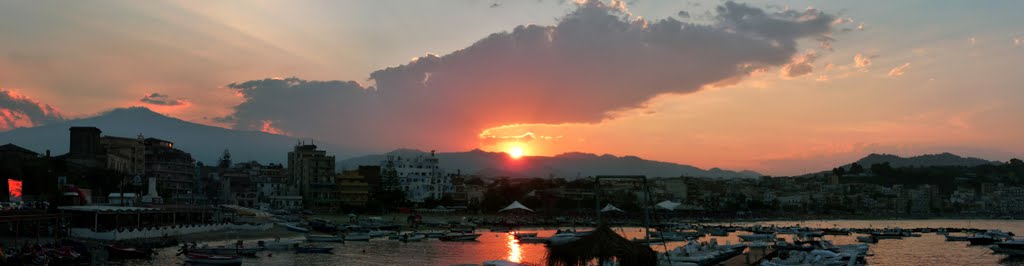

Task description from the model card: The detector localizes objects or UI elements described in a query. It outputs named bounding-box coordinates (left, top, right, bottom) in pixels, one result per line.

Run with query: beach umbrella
left=545, top=224, right=657, bottom=266
left=600, top=204, right=624, bottom=213
left=655, top=200, right=681, bottom=211
left=498, top=201, right=534, bottom=212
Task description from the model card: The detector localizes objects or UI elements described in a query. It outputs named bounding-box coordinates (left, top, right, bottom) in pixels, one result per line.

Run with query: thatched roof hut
left=545, top=225, right=657, bottom=266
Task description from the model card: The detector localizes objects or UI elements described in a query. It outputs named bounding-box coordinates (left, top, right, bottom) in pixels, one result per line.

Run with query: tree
left=849, top=163, right=865, bottom=175
left=832, top=167, right=846, bottom=177
left=1009, top=158, right=1023, bottom=166
left=218, top=149, right=232, bottom=169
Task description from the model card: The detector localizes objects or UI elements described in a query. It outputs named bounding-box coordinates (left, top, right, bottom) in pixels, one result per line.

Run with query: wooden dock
left=719, top=247, right=775, bottom=266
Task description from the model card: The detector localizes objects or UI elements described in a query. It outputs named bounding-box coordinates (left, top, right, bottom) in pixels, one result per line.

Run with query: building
left=288, top=143, right=337, bottom=210
left=100, top=135, right=146, bottom=176
left=385, top=152, right=453, bottom=203
left=336, top=170, right=369, bottom=207
left=144, top=138, right=196, bottom=204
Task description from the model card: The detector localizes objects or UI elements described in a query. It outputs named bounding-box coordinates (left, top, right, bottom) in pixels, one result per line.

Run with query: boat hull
left=306, top=235, right=344, bottom=242
left=184, top=253, right=243, bottom=265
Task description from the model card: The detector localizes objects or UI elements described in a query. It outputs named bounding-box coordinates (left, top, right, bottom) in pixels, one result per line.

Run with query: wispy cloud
left=140, top=93, right=189, bottom=106
left=888, top=62, right=911, bottom=77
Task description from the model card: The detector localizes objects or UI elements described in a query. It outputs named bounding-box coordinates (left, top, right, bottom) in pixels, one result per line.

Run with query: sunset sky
left=2, top=0, right=1023, bottom=175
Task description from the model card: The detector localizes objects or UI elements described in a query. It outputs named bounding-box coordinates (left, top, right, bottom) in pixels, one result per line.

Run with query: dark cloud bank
left=217, top=1, right=839, bottom=150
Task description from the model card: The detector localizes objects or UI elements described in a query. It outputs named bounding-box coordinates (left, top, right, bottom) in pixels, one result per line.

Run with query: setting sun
left=508, top=146, right=525, bottom=159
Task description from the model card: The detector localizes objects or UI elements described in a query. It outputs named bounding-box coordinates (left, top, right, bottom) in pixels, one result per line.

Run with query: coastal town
left=0, top=126, right=1023, bottom=265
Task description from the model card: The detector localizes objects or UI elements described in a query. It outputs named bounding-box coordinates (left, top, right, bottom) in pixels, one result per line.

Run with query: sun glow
left=506, top=234, right=522, bottom=263
left=508, top=146, right=525, bottom=159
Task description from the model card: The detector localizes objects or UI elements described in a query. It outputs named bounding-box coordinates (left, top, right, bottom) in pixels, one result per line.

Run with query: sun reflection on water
left=506, top=234, right=522, bottom=263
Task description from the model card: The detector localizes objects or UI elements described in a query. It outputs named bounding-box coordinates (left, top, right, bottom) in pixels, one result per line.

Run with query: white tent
left=655, top=200, right=682, bottom=211
left=498, top=201, right=534, bottom=212
left=600, top=203, right=624, bottom=213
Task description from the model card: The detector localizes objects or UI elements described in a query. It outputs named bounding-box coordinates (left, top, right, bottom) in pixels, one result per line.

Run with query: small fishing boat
left=992, top=239, right=1024, bottom=256
left=440, top=233, right=482, bottom=241
left=368, top=230, right=396, bottom=237
left=306, top=234, right=344, bottom=242
left=295, top=246, right=334, bottom=254
left=282, top=223, right=310, bottom=233
left=105, top=244, right=155, bottom=260
left=184, top=253, right=243, bottom=265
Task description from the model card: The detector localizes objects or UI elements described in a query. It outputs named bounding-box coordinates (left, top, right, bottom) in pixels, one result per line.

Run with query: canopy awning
left=655, top=200, right=681, bottom=211
left=498, top=201, right=534, bottom=212
left=600, top=203, right=624, bottom=213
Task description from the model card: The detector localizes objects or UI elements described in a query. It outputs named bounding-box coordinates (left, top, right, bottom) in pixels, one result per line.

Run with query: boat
left=439, top=233, right=482, bottom=241
left=870, top=230, right=904, bottom=239
left=105, top=244, right=154, bottom=260
left=368, top=230, right=396, bottom=237
left=295, top=246, right=334, bottom=254
left=490, top=227, right=512, bottom=233
left=183, top=253, right=243, bottom=265
left=189, top=246, right=261, bottom=256
left=517, top=236, right=549, bottom=244
left=659, top=239, right=745, bottom=266
left=258, top=239, right=302, bottom=250
left=305, top=234, right=344, bottom=242
left=738, top=233, right=775, bottom=242
left=969, top=230, right=1012, bottom=245
left=399, top=233, right=426, bottom=242
left=856, top=236, right=878, bottom=244
left=345, top=232, right=372, bottom=241
left=992, top=239, right=1024, bottom=256
left=708, top=229, right=729, bottom=236
left=546, top=233, right=581, bottom=245
left=945, top=234, right=970, bottom=241
left=282, top=223, right=310, bottom=233
left=823, top=229, right=850, bottom=236
left=512, top=232, right=538, bottom=238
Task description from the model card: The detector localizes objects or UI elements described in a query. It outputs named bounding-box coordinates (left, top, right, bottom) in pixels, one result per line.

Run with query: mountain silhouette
left=338, top=148, right=761, bottom=178
left=0, top=107, right=358, bottom=164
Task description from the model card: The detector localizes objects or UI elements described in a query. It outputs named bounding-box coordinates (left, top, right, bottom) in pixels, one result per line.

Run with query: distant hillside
left=852, top=153, right=998, bottom=168
left=0, top=107, right=359, bottom=164
left=338, top=149, right=761, bottom=179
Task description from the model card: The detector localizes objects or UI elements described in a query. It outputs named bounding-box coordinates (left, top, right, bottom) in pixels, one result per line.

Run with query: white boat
left=369, top=230, right=396, bottom=237
left=184, top=253, right=243, bottom=265
left=345, top=233, right=372, bottom=241
left=659, top=239, right=744, bottom=266
left=282, top=222, right=310, bottom=233
left=305, top=234, right=344, bottom=242
left=546, top=233, right=581, bottom=246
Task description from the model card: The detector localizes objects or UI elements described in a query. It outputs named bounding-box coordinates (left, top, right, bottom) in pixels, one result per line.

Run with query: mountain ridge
left=338, top=148, right=762, bottom=178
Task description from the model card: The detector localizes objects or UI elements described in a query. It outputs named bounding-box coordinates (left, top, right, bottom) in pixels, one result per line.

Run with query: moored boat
left=440, top=233, right=482, bottom=241
left=399, top=233, right=426, bottom=242
left=295, top=246, right=334, bottom=253
left=282, top=222, right=310, bottom=233
left=345, top=232, right=372, bottom=241
left=183, top=253, right=243, bottom=265
left=305, top=234, right=344, bottom=242
left=105, top=244, right=154, bottom=260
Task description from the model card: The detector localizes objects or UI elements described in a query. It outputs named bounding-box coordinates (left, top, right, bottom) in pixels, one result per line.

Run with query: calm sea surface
left=135, top=219, right=1024, bottom=266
